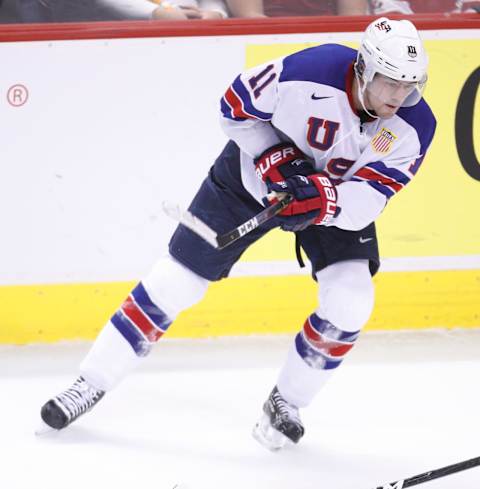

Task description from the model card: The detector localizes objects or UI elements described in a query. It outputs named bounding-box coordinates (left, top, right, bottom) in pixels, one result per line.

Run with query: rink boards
left=2, top=266, right=480, bottom=343
left=0, top=21, right=479, bottom=343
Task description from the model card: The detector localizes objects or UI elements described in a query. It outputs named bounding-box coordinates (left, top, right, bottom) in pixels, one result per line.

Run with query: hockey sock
left=80, top=254, right=209, bottom=391
left=277, top=313, right=360, bottom=407
left=277, top=260, right=374, bottom=407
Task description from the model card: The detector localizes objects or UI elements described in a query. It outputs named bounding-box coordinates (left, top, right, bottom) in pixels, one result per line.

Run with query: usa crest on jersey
left=371, top=128, right=397, bottom=154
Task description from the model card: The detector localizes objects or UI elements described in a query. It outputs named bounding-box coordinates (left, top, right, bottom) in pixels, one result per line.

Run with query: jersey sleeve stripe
left=223, top=85, right=251, bottom=119
left=353, top=161, right=410, bottom=198
left=354, top=167, right=403, bottom=192
left=350, top=177, right=395, bottom=199
left=368, top=161, right=411, bottom=184
left=368, top=179, right=395, bottom=199
left=409, top=154, right=426, bottom=175
left=231, top=76, right=273, bottom=121
left=220, top=97, right=247, bottom=121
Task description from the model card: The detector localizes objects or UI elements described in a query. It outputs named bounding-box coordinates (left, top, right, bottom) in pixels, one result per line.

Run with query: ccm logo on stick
left=238, top=217, right=259, bottom=236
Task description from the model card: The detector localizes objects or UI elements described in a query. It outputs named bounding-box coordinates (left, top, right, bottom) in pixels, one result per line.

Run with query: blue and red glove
left=265, top=173, right=338, bottom=232
left=254, top=142, right=315, bottom=184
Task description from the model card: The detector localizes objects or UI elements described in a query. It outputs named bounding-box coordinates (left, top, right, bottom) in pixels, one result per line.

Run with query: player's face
left=365, top=73, right=417, bottom=118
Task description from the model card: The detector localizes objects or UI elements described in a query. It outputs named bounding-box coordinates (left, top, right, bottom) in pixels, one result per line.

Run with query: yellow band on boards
left=1, top=268, right=479, bottom=344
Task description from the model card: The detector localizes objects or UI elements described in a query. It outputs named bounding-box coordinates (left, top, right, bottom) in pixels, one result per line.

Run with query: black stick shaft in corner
left=375, top=456, right=480, bottom=489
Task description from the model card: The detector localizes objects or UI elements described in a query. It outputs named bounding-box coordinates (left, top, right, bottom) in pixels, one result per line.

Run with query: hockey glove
left=265, top=173, right=338, bottom=232
left=254, top=143, right=315, bottom=184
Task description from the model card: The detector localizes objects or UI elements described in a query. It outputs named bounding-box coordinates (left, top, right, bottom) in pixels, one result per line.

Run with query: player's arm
left=271, top=151, right=423, bottom=233
left=220, top=57, right=318, bottom=188
left=256, top=132, right=427, bottom=233
left=264, top=155, right=412, bottom=233
left=220, top=55, right=327, bottom=231
left=220, top=56, right=322, bottom=195
left=335, top=147, right=434, bottom=231
left=333, top=162, right=409, bottom=230
left=332, top=105, right=437, bottom=231
left=219, top=58, right=285, bottom=158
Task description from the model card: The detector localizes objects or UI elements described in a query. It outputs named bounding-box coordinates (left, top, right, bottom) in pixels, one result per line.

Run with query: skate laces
left=55, top=377, right=103, bottom=420
left=271, top=388, right=301, bottom=424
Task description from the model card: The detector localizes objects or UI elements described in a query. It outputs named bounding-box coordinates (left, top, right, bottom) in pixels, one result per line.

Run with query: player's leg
left=253, top=224, right=379, bottom=450
left=39, top=254, right=210, bottom=430
left=40, top=141, right=276, bottom=431
left=275, top=259, right=374, bottom=408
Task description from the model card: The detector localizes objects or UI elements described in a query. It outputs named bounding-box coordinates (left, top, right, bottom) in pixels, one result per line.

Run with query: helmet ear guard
left=354, top=17, right=428, bottom=109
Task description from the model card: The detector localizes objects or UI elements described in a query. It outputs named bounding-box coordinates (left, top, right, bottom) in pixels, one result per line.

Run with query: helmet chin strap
left=355, top=71, right=379, bottom=120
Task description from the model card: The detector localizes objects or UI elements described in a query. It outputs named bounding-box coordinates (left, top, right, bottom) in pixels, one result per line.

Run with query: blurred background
left=0, top=0, right=479, bottom=23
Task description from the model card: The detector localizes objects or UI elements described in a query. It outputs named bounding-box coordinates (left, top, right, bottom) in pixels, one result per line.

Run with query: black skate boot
left=40, top=376, right=105, bottom=430
left=252, top=386, right=305, bottom=450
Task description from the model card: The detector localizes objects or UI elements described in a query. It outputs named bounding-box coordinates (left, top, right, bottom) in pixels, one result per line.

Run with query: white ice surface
left=1, top=329, right=480, bottom=489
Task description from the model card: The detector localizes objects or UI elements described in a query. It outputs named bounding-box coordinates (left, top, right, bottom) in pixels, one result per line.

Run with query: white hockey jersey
left=220, top=44, right=436, bottom=231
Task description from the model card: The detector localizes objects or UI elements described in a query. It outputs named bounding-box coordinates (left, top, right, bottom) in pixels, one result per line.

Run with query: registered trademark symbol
left=7, top=84, right=29, bottom=107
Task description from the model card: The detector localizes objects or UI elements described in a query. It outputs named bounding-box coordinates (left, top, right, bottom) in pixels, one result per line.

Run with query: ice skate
left=40, top=376, right=105, bottom=430
left=252, top=386, right=304, bottom=451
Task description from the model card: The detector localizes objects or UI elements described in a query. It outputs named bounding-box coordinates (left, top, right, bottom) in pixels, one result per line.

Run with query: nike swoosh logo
left=359, top=237, right=373, bottom=244
left=311, top=94, right=332, bottom=100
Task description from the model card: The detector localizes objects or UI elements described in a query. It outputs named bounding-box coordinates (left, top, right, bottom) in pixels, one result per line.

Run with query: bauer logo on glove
left=254, top=142, right=316, bottom=183
left=265, top=172, right=338, bottom=232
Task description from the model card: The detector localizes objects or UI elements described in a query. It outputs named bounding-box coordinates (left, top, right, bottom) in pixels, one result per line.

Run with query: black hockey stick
left=373, top=455, right=480, bottom=488
left=162, top=193, right=293, bottom=250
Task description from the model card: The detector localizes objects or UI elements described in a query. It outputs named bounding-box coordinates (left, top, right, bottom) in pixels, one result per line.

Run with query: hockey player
left=40, top=17, right=436, bottom=450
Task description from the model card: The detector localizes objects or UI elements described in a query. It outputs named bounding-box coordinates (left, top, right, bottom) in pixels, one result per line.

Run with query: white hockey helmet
left=355, top=17, right=428, bottom=108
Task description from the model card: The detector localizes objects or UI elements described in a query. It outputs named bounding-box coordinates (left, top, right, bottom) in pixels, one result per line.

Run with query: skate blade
left=252, top=413, right=290, bottom=451
left=35, top=419, right=58, bottom=436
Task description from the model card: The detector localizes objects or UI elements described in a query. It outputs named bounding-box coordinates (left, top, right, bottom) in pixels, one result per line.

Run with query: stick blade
left=162, top=201, right=219, bottom=249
